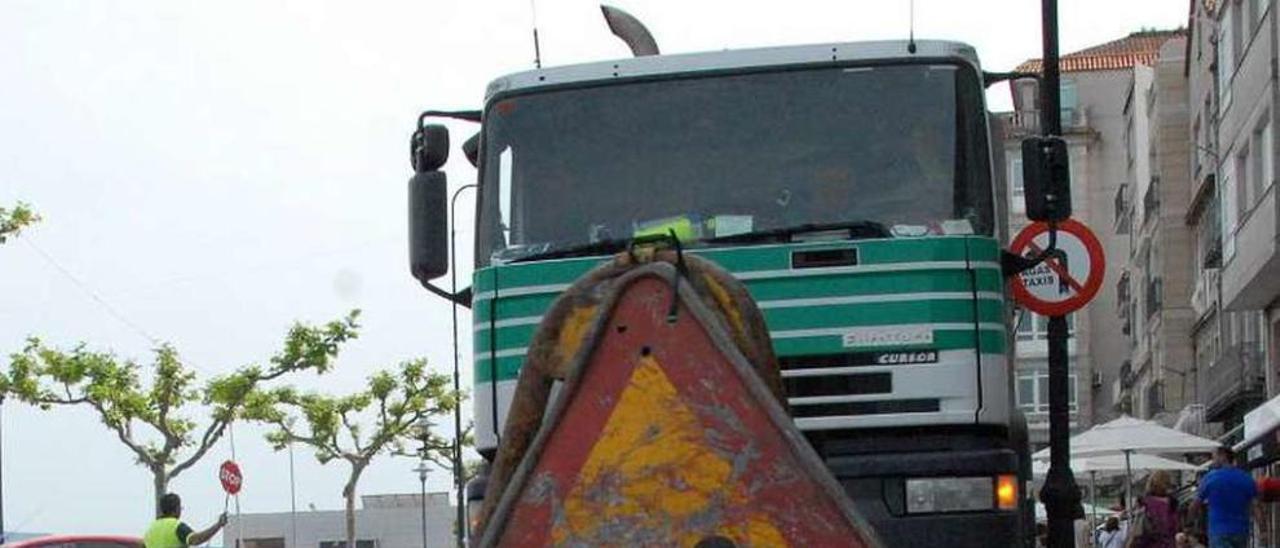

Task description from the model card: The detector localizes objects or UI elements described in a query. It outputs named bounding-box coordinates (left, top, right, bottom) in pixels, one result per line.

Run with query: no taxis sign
left=1009, top=219, right=1105, bottom=317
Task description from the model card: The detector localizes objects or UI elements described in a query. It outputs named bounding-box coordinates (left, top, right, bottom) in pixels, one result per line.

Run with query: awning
left=1235, top=393, right=1280, bottom=461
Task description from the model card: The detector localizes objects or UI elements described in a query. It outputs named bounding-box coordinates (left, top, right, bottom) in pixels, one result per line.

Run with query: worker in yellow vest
left=143, top=493, right=227, bottom=548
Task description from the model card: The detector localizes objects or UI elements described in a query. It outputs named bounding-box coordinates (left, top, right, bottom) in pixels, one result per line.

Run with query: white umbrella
left=1033, top=416, right=1218, bottom=513
left=1033, top=416, right=1220, bottom=460
left=1031, top=453, right=1199, bottom=478
left=1032, top=454, right=1197, bottom=527
left=1034, top=500, right=1114, bottom=523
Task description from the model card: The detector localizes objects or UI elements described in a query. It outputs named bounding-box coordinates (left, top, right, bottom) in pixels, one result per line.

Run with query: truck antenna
left=907, top=0, right=917, bottom=54
left=530, top=0, right=543, bottom=68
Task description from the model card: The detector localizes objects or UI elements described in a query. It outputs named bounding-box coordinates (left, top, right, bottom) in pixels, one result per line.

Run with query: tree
left=0, top=310, right=360, bottom=515
left=245, top=359, right=458, bottom=548
left=0, top=202, right=39, bottom=244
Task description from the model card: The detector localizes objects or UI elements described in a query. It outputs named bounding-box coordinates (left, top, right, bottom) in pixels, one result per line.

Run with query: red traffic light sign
left=1009, top=219, right=1105, bottom=317
left=219, top=460, right=243, bottom=495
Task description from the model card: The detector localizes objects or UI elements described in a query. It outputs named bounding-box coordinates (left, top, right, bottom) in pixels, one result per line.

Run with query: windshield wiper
left=502, top=221, right=889, bottom=264
left=503, top=232, right=678, bottom=264
left=702, top=220, right=892, bottom=245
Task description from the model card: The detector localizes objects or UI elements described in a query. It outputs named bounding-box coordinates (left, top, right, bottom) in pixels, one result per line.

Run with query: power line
left=21, top=238, right=162, bottom=348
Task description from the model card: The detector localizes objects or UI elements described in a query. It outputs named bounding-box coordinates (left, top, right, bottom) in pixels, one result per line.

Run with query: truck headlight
left=905, top=477, right=996, bottom=514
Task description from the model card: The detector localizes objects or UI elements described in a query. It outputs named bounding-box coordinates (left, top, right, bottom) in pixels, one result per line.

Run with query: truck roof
left=485, top=39, right=981, bottom=101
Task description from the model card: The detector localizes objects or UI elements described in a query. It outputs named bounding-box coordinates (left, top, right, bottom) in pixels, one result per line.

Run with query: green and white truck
left=412, top=36, right=1034, bottom=546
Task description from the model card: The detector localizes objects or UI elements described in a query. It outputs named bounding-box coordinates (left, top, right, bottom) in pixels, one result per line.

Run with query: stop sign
left=219, top=460, right=243, bottom=495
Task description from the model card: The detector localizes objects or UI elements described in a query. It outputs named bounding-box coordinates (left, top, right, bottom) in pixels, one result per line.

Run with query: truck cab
left=430, top=39, right=1031, bottom=546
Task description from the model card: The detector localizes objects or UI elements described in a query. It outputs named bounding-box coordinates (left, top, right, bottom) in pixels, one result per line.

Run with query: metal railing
left=1000, top=107, right=1087, bottom=136
left=1115, top=183, right=1131, bottom=233
left=1204, top=343, right=1267, bottom=422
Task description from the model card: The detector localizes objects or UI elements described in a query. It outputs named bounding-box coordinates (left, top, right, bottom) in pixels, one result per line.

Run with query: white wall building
left=225, top=493, right=456, bottom=548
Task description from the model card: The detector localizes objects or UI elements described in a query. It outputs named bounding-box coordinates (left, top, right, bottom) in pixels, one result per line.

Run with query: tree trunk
left=343, top=464, right=366, bottom=548
left=152, top=467, right=169, bottom=518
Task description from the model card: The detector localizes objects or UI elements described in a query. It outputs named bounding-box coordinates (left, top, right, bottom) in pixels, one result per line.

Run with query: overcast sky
left=1, top=0, right=1187, bottom=539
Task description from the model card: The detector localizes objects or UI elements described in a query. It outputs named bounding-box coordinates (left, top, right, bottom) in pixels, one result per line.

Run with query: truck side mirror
left=463, top=132, right=480, bottom=168
left=1021, top=136, right=1072, bottom=222
left=409, top=124, right=450, bottom=283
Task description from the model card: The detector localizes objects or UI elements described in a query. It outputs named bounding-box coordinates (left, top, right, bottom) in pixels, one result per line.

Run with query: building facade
left=225, top=493, right=456, bottom=548
left=1114, top=36, right=1197, bottom=423
left=1186, top=0, right=1274, bottom=446
left=1001, top=31, right=1189, bottom=447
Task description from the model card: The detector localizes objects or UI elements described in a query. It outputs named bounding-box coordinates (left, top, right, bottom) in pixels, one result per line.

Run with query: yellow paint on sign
left=553, top=356, right=786, bottom=547
left=553, top=305, right=598, bottom=371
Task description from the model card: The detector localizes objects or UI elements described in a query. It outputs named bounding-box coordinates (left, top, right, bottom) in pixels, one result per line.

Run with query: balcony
left=1116, top=271, right=1131, bottom=312
left=1001, top=108, right=1088, bottom=137
left=1143, top=176, right=1161, bottom=226
left=1114, top=183, right=1131, bottom=234
left=1145, top=278, right=1163, bottom=319
left=1191, top=268, right=1220, bottom=319
left=1221, top=186, right=1280, bottom=311
left=1145, top=381, right=1164, bottom=418
left=1204, top=343, right=1267, bottom=422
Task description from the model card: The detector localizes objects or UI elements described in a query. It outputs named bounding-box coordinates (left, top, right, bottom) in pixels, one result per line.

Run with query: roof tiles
left=1015, top=30, right=1187, bottom=73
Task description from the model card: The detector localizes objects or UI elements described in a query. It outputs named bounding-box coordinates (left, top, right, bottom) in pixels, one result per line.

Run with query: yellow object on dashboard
left=633, top=216, right=702, bottom=242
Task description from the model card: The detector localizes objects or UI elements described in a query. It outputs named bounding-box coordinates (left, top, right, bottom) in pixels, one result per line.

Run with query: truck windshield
left=477, top=62, right=993, bottom=265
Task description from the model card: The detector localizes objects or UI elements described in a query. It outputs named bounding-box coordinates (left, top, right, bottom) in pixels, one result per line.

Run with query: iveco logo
left=875, top=351, right=939, bottom=365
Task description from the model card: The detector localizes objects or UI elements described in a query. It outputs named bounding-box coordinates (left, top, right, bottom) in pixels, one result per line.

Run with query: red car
left=3, top=535, right=141, bottom=548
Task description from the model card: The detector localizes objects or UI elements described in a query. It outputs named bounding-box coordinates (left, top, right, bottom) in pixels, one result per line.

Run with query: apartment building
left=1001, top=31, right=1188, bottom=446
left=1185, top=0, right=1273, bottom=446
left=1112, top=36, right=1197, bottom=422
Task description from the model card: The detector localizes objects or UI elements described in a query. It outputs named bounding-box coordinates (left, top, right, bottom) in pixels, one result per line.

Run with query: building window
left=1232, top=0, right=1245, bottom=62
left=1125, top=117, right=1135, bottom=166
left=1060, top=80, right=1078, bottom=128
left=1013, top=154, right=1024, bottom=195
left=1222, top=159, right=1238, bottom=260
left=1236, top=145, right=1250, bottom=222
left=1192, top=115, right=1203, bottom=176
left=1195, top=317, right=1221, bottom=370
left=1218, top=5, right=1235, bottom=110
left=320, top=541, right=377, bottom=548
left=241, top=540, right=286, bottom=548
left=1251, top=116, right=1273, bottom=210
left=1016, top=312, right=1076, bottom=341
left=1198, top=194, right=1223, bottom=269
left=1249, top=0, right=1268, bottom=35
left=1016, top=370, right=1079, bottom=414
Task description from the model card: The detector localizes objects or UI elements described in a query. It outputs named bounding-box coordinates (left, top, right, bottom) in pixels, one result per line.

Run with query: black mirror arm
left=984, top=71, right=1041, bottom=88
left=1001, top=223, right=1060, bottom=277
left=419, top=280, right=473, bottom=308
left=418, top=110, right=482, bottom=125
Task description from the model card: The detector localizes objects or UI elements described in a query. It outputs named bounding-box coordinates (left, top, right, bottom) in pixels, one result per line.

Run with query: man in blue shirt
left=1194, top=446, right=1258, bottom=548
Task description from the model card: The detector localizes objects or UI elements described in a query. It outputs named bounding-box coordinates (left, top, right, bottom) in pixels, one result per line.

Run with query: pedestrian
left=1126, top=470, right=1179, bottom=548
left=1192, top=446, right=1258, bottom=548
left=143, top=493, right=228, bottom=548
left=1175, top=530, right=1206, bottom=548
left=1097, top=515, right=1127, bottom=548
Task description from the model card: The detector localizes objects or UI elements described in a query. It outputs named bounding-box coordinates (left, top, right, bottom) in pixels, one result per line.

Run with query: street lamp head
left=415, top=417, right=435, bottom=440
left=413, top=461, right=431, bottom=482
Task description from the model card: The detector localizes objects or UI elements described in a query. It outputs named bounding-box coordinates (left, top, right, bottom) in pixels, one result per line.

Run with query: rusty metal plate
left=481, top=268, right=880, bottom=547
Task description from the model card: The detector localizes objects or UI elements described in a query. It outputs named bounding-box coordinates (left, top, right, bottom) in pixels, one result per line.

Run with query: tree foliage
left=0, top=202, right=39, bottom=244
left=245, top=358, right=460, bottom=548
left=0, top=310, right=360, bottom=514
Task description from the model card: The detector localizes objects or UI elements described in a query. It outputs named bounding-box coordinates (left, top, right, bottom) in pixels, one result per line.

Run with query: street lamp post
left=414, top=417, right=434, bottom=548
left=413, top=460, right=430, bottom=548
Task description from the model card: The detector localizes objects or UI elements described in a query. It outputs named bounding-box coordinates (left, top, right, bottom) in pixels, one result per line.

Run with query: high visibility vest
left=143, top=517, right=189, bottom=548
